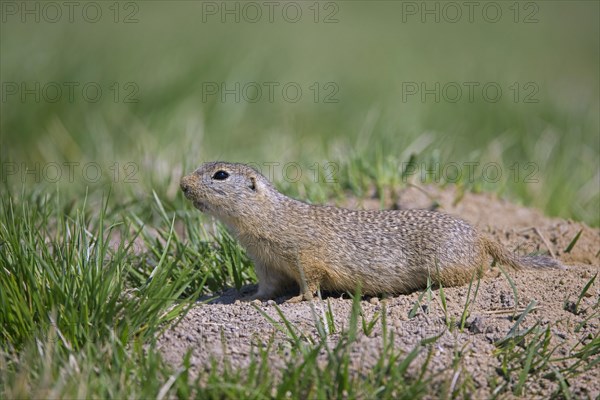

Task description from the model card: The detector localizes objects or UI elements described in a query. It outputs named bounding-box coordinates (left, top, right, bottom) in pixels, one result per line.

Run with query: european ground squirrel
left=180, top=161, right=564, bottom=301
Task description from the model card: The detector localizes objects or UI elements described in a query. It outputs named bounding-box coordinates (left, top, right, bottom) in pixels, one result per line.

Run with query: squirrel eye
left=212, top=170, right=230, bottom=180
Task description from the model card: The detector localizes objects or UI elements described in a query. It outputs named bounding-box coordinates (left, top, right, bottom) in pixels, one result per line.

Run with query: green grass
left=1, top=186, right=598, bottom=398
left=1, top=2, right=598, bottom=225
left=1, top=1, right=598, bottom=398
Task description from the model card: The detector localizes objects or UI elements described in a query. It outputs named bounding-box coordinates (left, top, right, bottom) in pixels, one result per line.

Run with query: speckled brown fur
left=180, top=162, right=564, bottom=301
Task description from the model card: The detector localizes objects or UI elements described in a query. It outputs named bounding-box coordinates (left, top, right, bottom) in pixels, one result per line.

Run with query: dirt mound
left=157, top=186, right=600, bottom=398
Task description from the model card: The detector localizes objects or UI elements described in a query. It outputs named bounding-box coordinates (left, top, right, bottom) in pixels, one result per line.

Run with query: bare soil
left=157, top=185, right=600, bottom=398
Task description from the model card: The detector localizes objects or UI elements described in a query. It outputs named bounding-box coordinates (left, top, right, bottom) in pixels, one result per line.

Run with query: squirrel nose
left=180, top=177, right=190, bottom=194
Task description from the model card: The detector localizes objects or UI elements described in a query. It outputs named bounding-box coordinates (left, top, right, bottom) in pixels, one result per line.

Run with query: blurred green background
left=1, top=1, right=598, bottom=224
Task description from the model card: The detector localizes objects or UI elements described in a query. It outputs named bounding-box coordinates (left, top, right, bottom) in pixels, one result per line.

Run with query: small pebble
left=369, top=297, right=380, bottom=305
left=468, top=316, right=486, bottom=334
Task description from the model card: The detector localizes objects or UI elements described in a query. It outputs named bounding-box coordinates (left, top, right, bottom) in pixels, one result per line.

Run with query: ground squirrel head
left=180, top=162, right=278, bottom=221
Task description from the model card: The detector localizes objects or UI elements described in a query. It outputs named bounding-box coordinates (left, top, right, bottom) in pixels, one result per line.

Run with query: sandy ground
left=157, top=185, right=600, bottom=398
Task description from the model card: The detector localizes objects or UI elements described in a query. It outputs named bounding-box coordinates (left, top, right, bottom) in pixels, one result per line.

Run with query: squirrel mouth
left=193, top=200, right=207, bottom=212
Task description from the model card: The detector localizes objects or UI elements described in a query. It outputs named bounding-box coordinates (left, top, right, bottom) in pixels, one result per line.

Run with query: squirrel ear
left=248, top=176, right=257, bottom=192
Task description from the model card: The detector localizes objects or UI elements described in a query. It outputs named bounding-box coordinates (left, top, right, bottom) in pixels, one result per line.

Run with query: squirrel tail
left=481, top=237, right=565, bottom=270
